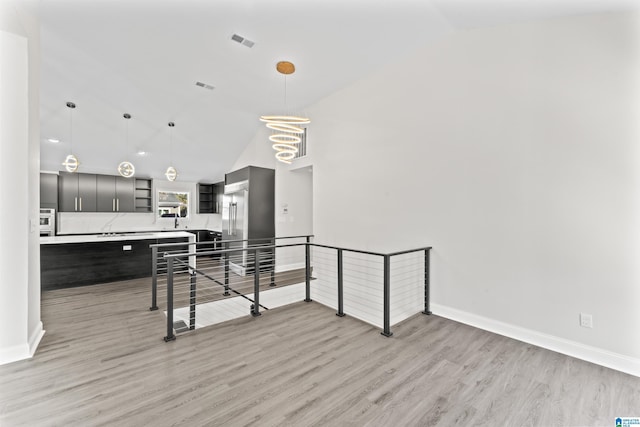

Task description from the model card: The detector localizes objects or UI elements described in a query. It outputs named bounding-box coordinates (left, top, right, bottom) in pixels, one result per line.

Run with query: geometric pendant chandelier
left=259, top=61, right=310, bottom=164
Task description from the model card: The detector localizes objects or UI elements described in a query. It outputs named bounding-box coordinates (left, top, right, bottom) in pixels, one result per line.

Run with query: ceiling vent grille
left=231, top=33, right=255, bottom=48
left=195, top=81, right=215, bottom=91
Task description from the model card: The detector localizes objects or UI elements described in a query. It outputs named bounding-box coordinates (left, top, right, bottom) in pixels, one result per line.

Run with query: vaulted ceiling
left=37, top=0, right=638, bottom=182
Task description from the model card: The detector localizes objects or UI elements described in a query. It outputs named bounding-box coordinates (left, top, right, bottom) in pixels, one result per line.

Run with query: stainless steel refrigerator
left=222, top=166, right=275, bottom=275
left=222, top=180, right=249, bottom=274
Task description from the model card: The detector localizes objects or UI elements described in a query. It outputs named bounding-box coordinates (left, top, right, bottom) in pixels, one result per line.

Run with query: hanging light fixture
left=259, top=61, right=310, bottom=164
left=118, top=113, right=136, bottom=178
left=165, top=122, right=177, bottom=181
left=62, top=101, right=80, bottom=172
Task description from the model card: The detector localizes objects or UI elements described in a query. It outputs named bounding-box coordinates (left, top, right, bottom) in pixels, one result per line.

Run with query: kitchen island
left=40, top=231, right=195, bottom=290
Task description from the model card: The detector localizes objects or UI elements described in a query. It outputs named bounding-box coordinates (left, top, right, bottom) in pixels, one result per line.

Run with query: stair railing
left=156, top=237, right=431, bottom=341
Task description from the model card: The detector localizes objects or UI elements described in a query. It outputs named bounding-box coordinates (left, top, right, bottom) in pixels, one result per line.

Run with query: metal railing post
left=304, top=239, right=312, bottom=302
left=422, top=248, right=432, bottom=315
left=381, top=255, right=393, bottom=337
left=150, top=245, right=158, bottom=310
left=336, top=248, right=345, bottom=317
left=164, top=257, right=176, bottom=342
left=189, top=271, right=196, bottom=330
left=223, top=241, right=230, bottom=296
left=252, top=248, right=261, bottom=317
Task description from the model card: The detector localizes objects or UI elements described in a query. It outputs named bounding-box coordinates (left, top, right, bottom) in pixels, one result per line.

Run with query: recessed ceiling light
left=48, top=138, right=59, bottom=143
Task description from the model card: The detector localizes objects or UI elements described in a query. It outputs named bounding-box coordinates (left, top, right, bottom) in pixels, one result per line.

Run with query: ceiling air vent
left=195, top=81, right=215, bottom=91
left=231, top=33, right=255, bottom=48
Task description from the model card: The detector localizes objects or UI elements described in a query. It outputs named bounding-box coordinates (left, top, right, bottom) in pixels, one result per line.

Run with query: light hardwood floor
left=0, top=278, right=638, bottom=426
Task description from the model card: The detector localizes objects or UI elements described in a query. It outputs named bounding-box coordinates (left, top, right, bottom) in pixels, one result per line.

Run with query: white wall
left=24, top=2, right=42, bottom=361
left=0, top=2, right=44, bottom=365
left=273, top=167, right=313, bottom=270
left=244, top=12, right=640, bottom=375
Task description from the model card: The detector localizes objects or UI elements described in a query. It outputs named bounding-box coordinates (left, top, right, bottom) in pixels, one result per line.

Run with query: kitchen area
left=38, top=164, right=280, bottom=291
left=39, top=170, right=227, bottom=290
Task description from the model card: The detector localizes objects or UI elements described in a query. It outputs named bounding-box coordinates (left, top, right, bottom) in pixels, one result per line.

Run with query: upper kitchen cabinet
left=40, top=173, right=58, bottom=210
left=134, top=178, right=153, bottom=212
left=197, top=183, right=214, bottom=214
left=197, top=182, right=223, bottom=214
left=58, top=172, right=149, bottom=213
left=96, top=174, right=135, bottom=212
left=58, top=172, right=97, bottom=212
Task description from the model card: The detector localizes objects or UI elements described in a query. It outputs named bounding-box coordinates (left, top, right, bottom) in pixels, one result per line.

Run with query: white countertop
left=40, top=231, right=195, bottom=245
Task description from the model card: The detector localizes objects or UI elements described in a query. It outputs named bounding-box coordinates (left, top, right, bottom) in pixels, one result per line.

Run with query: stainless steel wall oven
left=39, top=208, right=55, bottom=236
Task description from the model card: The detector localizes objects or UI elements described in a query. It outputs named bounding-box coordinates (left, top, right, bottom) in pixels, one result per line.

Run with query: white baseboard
left=0, top=343, right=30, bottom=366
left=28, top=321, right=45, bottom=357
left=432, top=303, right=640, bottom=378
left=0, top=322, right=45, bottom=366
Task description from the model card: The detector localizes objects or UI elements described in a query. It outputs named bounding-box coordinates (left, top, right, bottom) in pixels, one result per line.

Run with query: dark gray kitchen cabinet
left=40, top=236, right=190, bottom=290
left=187, top=229, right=221, bottom=257
left=197, top=183, right=215, bottom=213
left=116, top=178, right=135, bottom=212
left=96, top=174, right=135, bottom=212
left=197, top=181, right=224, bottom=214
left=58, top=173, right=75, bottom=212
left=58, top=172, right=97, bottom=212
left=134, top=178, right=152, bottom=212
left=40, top=173, right=58, bottom=210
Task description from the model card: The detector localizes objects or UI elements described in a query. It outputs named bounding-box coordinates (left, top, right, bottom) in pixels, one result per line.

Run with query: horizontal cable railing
left=149, top=235, right=312, bottom=313
left=160, top=241, right=310, bottom=341
left=304, top=243, right=432, bottom=335
left=152, top=236, right=431, bottom=342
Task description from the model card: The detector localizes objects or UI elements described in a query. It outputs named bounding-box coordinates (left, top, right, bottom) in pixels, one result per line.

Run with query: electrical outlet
left=580, top=313, right=593, bottom=328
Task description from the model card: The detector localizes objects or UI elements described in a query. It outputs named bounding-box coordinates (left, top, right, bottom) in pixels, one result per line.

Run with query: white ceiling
left=36, top=0, right=638, bottom=182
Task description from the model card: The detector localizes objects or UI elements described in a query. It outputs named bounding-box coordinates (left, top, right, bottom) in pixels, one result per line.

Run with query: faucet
left=174, top=215, right=179, bottom=229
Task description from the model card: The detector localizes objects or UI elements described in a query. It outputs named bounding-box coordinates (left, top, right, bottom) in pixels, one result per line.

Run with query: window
left=157, top=191, right=189, bottom=218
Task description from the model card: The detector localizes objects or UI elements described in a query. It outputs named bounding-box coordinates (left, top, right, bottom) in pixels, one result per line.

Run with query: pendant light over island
left=165, top=121, right=177, bottom=181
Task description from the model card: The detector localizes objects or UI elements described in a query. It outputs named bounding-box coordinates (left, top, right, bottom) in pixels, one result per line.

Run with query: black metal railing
left=149, top=235, right=312, bottom=312
left=153, top=236, right=431, bottom=342
left=309, top=243, right=432, bottom=337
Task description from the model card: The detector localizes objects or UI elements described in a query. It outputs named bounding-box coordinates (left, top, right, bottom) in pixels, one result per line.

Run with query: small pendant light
left=165, top=122, right=177, bottom=181
left=62, top=102, right=80, bottom=172
left=118, top=113, right=135, bottom=178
